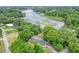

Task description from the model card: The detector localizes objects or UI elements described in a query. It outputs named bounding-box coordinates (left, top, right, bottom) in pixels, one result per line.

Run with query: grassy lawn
left=42, top=15, right=64, bottom=21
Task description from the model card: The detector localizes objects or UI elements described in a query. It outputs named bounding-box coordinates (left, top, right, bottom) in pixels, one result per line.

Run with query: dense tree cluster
left=10, top=14, right=46, bottom=53
left=0, top=8, right=25, bottom=24
left=43, top=25, right=79, bottom=52
left=13, top=19, right=41, bottom=41
left=10, top=40, right=47, bottom=53
left=0, top=7, right=49, bottom=53
left=0, top=8, right=24, bottom=17
left=0, top=15, right=14, bottom=24
left=1, top=7, right=79, bottom=53
left=10, top=19, right=44, bottom=52
left=34, top=7, right=79, bottom=28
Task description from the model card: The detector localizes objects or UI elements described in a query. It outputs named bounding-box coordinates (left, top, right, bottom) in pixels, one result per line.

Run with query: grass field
left=0, top=39, right=5, bottom=53
left=42, top=15, right=64, bottom=21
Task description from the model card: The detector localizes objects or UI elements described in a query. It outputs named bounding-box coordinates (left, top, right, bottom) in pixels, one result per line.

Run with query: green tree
left=18, top=30, right=34, bottom=41
left=10, top=40, right=25, bottom=53
left=52, top=42, right=64, bottom=52
left=68, top=42, right=79, bottom=53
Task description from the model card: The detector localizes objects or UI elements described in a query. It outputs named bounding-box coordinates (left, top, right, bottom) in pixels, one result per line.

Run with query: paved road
left=60, top=47, right=68, bottom=53
left=0, top=27, right=10, bottom=53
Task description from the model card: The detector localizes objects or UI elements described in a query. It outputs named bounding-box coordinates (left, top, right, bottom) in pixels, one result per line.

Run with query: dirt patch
left=6, top=32, right=18, bottom=46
